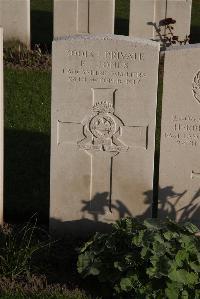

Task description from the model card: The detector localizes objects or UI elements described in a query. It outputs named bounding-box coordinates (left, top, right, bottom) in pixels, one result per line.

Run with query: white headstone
left=129, top=0, right=192, bottom=45
left=53, top=0, right=115, bottom=38
left=0, top=0, right=30, bottom=48
left=159, top=44, right=200, bottom=226
left=50, top=35, right=159, bottom=235
left=0, top=28, right=3, bottom=225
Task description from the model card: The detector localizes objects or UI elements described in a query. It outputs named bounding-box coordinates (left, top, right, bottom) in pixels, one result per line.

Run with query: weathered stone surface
left=53, top=0, right=115, bottom=38
left=50, top=35, right=159, bottom=235
left=0, top=0, right=30, bottom=47
left=158, top=44, right=200, bottom=226
left=129, top=0, right=192, bottom=45
left=0, top=28, right=3, bottom=225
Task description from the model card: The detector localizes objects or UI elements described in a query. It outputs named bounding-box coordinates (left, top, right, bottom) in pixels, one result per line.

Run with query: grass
left=191, top=0, right=200, bottom=43
left=4, top=69, right=51, bottom=224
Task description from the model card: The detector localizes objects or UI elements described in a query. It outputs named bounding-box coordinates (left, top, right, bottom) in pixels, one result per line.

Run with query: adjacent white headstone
left=159, top=44, right=200, bottom=226
left=53, top=0, right=115, bottom=38
left=50, top=35, right=159, bottom=234
left=129, top=0, right=192, bottom=45
left=0, top=0, right=30, bottom=48
left=0, top=28, right=3, bottom=225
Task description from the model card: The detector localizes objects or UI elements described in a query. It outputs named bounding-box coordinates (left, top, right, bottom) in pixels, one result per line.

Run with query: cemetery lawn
left=4, top=68, right=51, bottom=224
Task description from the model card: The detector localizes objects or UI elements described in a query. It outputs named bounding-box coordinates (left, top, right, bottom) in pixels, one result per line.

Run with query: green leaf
left=120, top=277, right=133, bottom=291
left=181, top=290, right=189, bottom=299
left=114, top=261, right=126, bottom=272
left=168, top=269, right=198, bottom=285
left=79, top=239, right=94, bottom=253
left=144, top=219, right=163, bottom=230
left=132, top=230, right=144, bottom=246
left=88, top=265, right=100, bottom=276
left=190, top=261, right=200, bottom=273
left=175, top=250, right=189, bottom=267
left=181, top=222, right=199, bottom=234
left=180, top=235, right=197, bottom=252
left=141, top=246, right=148, bottom=258
left=165, top=285, right=180, bottom=299
left=77, top=252, right=93, bottom=274
left=163, top=231, right=179, bottom=240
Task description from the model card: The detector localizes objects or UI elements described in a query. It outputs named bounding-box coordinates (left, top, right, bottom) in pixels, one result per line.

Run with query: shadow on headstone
left=4, top=129, right=50, bottom=224
left=147, top=18, right=190, bottom=48
left=148, top=185, right=200, bottom=224
left=81, top=192, right=132, bottom=221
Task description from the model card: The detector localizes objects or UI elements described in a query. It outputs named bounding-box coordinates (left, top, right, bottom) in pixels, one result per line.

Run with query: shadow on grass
left=115, top=18, right=129, bottom=36
left=190, top=25, right=200, bottom=44
left=31, top=9, right=53, bottom=51
left=4, top=129, right=50, bottom=224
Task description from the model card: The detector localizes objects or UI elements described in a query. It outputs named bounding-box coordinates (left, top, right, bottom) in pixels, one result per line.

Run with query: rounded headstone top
left=53, top=34, right=160, bottom=48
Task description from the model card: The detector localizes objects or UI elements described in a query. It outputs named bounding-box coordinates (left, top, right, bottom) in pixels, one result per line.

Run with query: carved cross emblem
left=58, top=88, right=148, bottom=212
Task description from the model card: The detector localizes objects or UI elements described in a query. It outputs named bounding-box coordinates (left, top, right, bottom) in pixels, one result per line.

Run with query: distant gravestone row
left=129, top=0, right=192, bottom=45
left=53, top=0, right=115, bottom=37
left=53, top=0, right=193, bottom=46
left=0, top=0, right=30, bottom=48
left=0, top=0, right=194, bottom=48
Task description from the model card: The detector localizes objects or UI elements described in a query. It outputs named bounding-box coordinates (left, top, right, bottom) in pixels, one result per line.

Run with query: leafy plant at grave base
left=77, top=217, right=200, bottom=299
left=3, top=40, right=51, bottom=71
left=0, top=218, right=50, bottom=278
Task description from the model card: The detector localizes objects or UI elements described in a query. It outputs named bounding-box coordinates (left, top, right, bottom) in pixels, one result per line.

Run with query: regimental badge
left=77, top=101, right=128, bottom=155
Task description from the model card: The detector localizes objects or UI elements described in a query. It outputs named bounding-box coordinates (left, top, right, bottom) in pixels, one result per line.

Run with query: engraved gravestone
left=53, top=0, right=115, bottom=38
left=129, top=0, right=192, bottom=45
left=0, top=28, right=3, bottom=225
left=159, top=44, right=200, bottom=226
left=0, top=0, right=30, bottom=48
left=50, top=35, right=159, bottom=234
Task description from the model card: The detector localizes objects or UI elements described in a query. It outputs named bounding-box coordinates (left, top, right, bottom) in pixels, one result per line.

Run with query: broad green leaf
left=77, top=252, right=93, bottom=274
left=168, top=269, right=198, bottom=285
left=163, top=231, right=179, bottom=240
left=88, top=265, right=100, bottom=276
left=181, top=290, right=189, bottom=299
left=175, top=250, right=189, bottom=267
left=141, top=246, right=148, bottom=258
left=165, top=286, right=180, bottom=299
left=144, top=219, right=163, bottom=230
left=132, top=230, right=144, bottom=246
left=120, top=277, right=133, bottom=291
left=180, top=235, right=197, bottom=252
left=190, top=261, right=200, bottom=273
left=181, top=222, right=199, bottom=234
